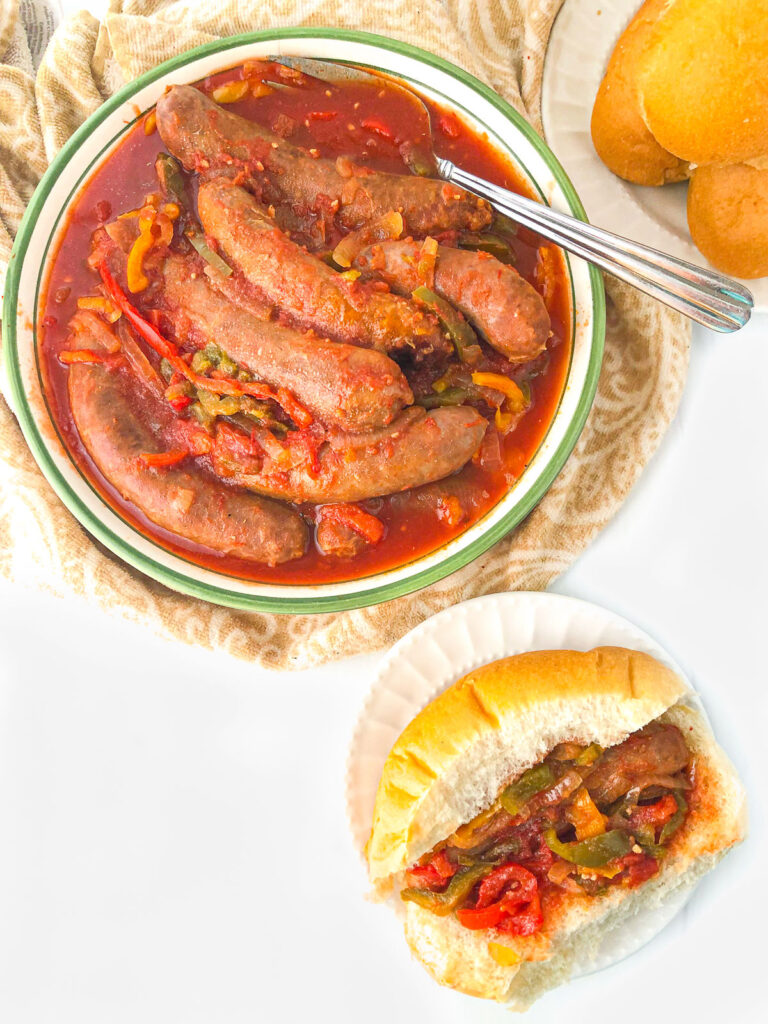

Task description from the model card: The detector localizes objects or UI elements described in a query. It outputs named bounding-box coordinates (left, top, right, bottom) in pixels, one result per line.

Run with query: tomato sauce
left=39, top=64, right=571, bottom=585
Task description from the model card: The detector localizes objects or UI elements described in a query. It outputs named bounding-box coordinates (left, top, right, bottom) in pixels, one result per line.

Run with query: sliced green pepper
left=412, top=285, right=482, bottom=365
left=659, top=792, right=688, bottom=843
left=185, top=228, right=233, bottom=278
left=417, top=386, right=469, bottom=410
left=500, top=763, right=555, bottom=816
left=634, top=824, right=668, bottom=860
left=401, top=863, right=492, bottom=917
left=457, top=232, right=516, bottom=263
left=544, top=827, right=632, bottom=867
left=575, top=743, right=603, bottom=767
left=155, top=153, right=187, bottom=205
left=191, top=349, right=214, bottom=374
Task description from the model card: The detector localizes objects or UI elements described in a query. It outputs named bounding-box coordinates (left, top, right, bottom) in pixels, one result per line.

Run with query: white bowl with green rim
left=2, top=28, right=605, bottom=615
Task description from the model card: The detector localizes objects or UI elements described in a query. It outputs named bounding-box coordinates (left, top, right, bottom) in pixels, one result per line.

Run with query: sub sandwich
left=366, top=647, right=746, bottom=1009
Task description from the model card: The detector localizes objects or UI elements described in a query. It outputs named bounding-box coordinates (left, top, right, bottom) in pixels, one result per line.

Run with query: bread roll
left=688, top=163, right=768, bottom=279
left=637, top=0, right=768, bottom=165
left=590, top=0, right=689, bottom=185
left=367, top=648, right=746, bottom=1008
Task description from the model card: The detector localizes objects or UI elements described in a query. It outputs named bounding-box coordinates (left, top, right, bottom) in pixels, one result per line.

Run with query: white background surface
left=1, top=2, right=767, bottom=1021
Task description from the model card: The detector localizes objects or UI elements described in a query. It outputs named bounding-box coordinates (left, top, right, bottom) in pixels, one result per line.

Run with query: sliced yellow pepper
left=472, top=372, right=528, bottom=434
left=568, top=787, right=606, bottom=841
left=126, top=212, right=155, bottom=293
left=211, top=80, right=250, bottom=103
left=143, top=110, right=157, bottom=135
left=471, top=372, right=526, bottom=409
left=487, top=943, right=521, bottom=967
left=76, top=295, right=121, bottom=323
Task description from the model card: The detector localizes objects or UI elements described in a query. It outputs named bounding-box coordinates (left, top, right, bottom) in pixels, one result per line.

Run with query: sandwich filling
left=401, top=723, right=693, bottom=940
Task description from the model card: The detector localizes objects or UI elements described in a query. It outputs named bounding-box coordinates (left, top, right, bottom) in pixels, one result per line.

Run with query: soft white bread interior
left=367, top=648, right=688, bottom=882
left=367, top=648, right=747, bottom=1008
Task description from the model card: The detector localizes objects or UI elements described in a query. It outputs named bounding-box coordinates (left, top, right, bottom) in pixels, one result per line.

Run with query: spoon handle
left=438, top=159, right=753, bottom=333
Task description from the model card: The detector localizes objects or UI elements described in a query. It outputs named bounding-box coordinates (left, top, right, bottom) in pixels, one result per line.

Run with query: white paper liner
left=346, top=591, right=708, bottom=976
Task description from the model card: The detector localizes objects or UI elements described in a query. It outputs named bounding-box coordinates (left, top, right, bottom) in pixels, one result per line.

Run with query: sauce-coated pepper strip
left=319, top=503, right=385, bottom=544
left=98, top=261, right=312, bottom=428
left=139, top=450, right=187, bottom=468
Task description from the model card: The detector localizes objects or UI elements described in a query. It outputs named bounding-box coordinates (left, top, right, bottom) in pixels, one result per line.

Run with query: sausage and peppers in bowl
left=3, top=30, right=604, bottom=612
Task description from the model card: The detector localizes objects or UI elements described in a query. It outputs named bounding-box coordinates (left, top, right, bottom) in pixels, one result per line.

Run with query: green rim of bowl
left=2, top=27, right=605, bottom=615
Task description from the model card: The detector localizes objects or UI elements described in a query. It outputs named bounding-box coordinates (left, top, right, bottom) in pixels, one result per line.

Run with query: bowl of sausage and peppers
left=4, top=31, right=604, bottom=611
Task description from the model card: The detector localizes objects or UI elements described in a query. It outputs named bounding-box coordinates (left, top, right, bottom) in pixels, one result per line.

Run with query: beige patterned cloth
left=0, top=0, right=689, bottom=669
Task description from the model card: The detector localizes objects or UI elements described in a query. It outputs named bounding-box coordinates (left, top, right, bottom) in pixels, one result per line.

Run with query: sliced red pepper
left=361, top=116, right=394, bottom=140
left=139, top=450, right=187, bottom=468
left=456, top=902, right=506, bottom=930
left=618, top=852, right=659, bottom=888
left=59, top=349, right=110, bottom=365
left=475, top=863, right=537, bottom=909
left=408, top=850, right=457, bottom=888
left=497, top=891, right=543, bottom=937
left=438, top=113, right=462, bottom=139
left=168, top=395, right=193, bottom=412
left=319, top=503, right=385, bottom=544
left=98, top=261, right=312, bottom=428
left=627, top=794, right=678, bottom=829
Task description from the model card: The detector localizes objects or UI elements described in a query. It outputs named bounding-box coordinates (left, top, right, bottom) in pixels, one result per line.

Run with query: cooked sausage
left=156, top=85, right=492, bottom=236
left=66, top=312, right=308, bottom=565
left=196, top=178, right=450, bottom=361
left=354, top=241, right=551, bottom=362
left=585, top=723, right=690, bottom=807
left=211, top=406, right=487, bottom=503
left=159, top=254, right=413, bottom=432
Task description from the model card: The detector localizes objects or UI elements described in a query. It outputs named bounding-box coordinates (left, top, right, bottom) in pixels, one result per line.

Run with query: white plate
left=541, top=0, right=767, bottom=311
left=347, top=591, right=705, bottom=977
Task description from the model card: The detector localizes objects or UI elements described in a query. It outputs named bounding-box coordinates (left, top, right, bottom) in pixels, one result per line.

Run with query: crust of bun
left=367, top=647, right=687, bottom=883
left=687, top=163, right=768, bottom=279
left=637, top=0, right=768, bottom=165
left=590, top=0, right=689, bottom=186
left=402, top=701, right=746, bottom=1008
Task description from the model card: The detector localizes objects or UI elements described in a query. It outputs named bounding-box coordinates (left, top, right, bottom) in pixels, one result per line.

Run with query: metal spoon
left=273, top=57, right=753, bottom=332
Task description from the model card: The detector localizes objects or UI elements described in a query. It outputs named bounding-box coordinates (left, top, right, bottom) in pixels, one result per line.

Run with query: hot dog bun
left=637, top=0, right=768, bottom=166
left=366, top=648, right=746, bottom=1008
left=590, top=0, right=689, bottom=186
left=687, top=163, right=768, bottom=280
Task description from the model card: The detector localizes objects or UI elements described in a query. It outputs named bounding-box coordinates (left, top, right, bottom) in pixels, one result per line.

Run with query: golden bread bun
left=590, top=0, right=689, bottom=185
left=687, top=163, right=768, bottom=279
left=367, top=647, right=686, bottom=882
left=367, top=648, right=747, bottom=1008
left=637, top=0, right=768, bottom=165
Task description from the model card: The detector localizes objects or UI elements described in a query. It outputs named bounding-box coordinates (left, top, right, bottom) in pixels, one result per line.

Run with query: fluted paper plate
left=347, top=591, right=706, bottom=977
left=541, top=0, right=767, bottom=311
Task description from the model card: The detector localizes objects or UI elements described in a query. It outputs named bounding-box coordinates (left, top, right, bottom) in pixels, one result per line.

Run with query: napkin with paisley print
left=0, top=0, right=689, bottom=669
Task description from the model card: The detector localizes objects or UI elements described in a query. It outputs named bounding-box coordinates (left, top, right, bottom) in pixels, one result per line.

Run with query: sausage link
left=159, top=254, right=413, bottom=432
left=354, top=240, right=551, bottom=362
left=196, top=178, right=450, bottom=360
left=211, top=406, right=487, bottom=503
left=156, top=85, right=492, bottom=235
left=66, top=312, right=308, bottom=565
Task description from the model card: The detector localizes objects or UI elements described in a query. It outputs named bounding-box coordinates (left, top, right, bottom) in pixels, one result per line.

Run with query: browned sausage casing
left=156, top=85, right=492, bottom=236
left=159, top=255, right=413, bottom=432
left=354, top=241, right=551, bottom=363
left=66, top=312, right=308, bottom=565
left=211, top=406, right=487, bottom=504
left=196, top=178, right=450, bottom=361
left=585, top=723, right=690, bottom=806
